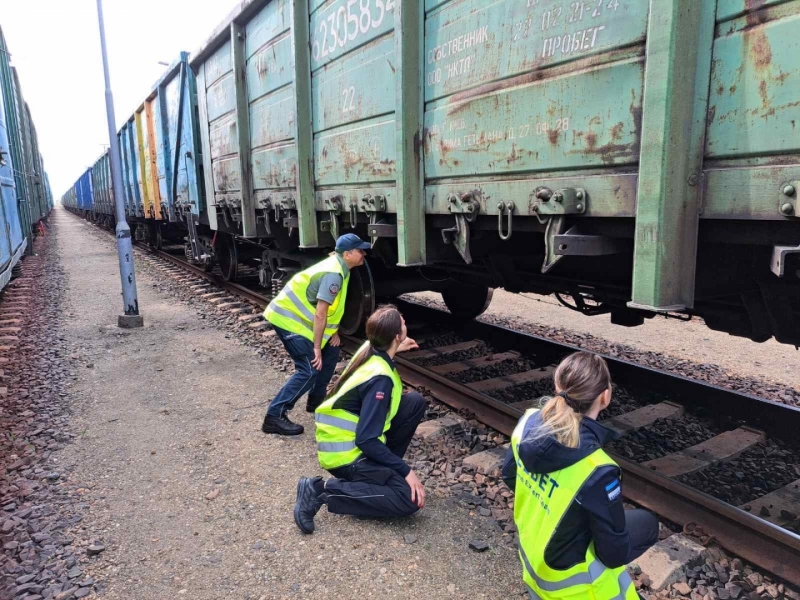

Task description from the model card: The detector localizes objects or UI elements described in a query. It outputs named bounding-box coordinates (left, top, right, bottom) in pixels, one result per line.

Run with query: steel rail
left=127, top=235, right=800, bottom=586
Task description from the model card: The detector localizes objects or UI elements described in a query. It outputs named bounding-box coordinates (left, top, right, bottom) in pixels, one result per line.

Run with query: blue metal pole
left=96, top=0, right=143, bottom=328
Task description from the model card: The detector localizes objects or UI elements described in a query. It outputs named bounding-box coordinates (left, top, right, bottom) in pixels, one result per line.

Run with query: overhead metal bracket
left=258, top=197, right=273, bottom=235
left=532, top=187, right=587, bottom=216
left=770, top=245, right=800, bottom=278
left=442, top=191, right=481, bottom=264
left=542, top=215, right=566, bottom=273
left=555, top=226, right=626, bottom=256
left=368, top=223, right=398, bottom=238
left=360, top=194, right=387, bottom=245
left=442, top=213, right=473, bottom=265
left=323, top=195, right=344, bottom=240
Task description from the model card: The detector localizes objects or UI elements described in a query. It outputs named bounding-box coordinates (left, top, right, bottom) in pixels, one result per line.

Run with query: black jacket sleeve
left=576, top=465, right=631, bottom=568
left=501, top=447, right=517, bottom=491
left=354, top=376, right=411, bottom=477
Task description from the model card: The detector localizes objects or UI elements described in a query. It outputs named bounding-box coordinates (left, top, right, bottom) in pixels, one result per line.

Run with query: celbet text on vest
left=515, top=453, right=560, bottom=515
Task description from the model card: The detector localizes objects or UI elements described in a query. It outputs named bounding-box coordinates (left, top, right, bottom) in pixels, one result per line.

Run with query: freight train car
left=0, top=25, right=52, bottom=287
left=67, top=0, right=800, bottom=346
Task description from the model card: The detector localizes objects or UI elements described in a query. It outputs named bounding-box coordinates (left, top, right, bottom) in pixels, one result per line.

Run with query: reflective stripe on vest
left=511, top=408, right=637, bottom=600
left=263, top=255, right=349, bottom=347
left=525, top=570, right=633, bottom=600
left=315, top=344, right=402, bottom=470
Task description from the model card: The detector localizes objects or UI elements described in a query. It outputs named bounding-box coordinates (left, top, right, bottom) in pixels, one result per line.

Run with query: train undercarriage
left=71, top=203, right=800, bottom=348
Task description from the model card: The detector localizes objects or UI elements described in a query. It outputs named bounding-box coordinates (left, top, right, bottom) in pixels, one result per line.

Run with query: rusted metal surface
left=425, top=58, right=644, bottom=179
left=423, top=0, right=649, bottom=103
left=202, top=41, right=239, bottom=204
left=707, top=2, right=800, bottom=158
left=246, top=0, right=295, bottom=199
left=311, top=36, right=395, bottom=133
left=315, top=120, right=397, bottom=185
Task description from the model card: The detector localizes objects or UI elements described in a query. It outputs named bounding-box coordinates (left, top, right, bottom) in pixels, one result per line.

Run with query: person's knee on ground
left=402, top=391, right=427, bottom=423
left=630, top=509, right=659, bottom=553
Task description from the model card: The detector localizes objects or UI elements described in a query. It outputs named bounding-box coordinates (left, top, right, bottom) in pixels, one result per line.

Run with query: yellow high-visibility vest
left=264, top=255, right=349, bottom=347
left=315, top=344, right=402, bottom=470
left=511, top=409, right=637, bottom=600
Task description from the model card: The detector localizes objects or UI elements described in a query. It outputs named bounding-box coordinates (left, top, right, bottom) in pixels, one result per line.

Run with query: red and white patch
left=375, top=391, right=385, bottom=400
left=328, top=283, right=341, bottom=295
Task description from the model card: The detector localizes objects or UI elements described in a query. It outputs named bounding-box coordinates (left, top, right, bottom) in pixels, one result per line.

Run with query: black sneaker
left=294, top=477, right=324, bottom=534
left=261, top=414, right=304, bottom=436
left=305, top=395, right=324, bottom=413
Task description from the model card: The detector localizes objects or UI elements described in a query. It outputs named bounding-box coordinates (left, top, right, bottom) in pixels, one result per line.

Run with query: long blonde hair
left=532, top=352, right=612, bottom=448
left=328, top=305, right=402, bottom=397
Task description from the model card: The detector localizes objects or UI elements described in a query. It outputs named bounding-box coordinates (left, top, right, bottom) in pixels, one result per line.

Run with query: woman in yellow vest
left=261, top=234, right=370, bottom=436
left=503, top=352, right=658, bottom=599
left=293, top=305, right=426, bottom=534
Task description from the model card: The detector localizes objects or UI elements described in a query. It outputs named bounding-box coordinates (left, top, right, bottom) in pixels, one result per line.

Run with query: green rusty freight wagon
left=181, top=0, right=799, bottom=344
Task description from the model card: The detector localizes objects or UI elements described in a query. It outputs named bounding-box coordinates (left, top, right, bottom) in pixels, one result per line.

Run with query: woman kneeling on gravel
left=293, top=304, right=426, bottom=534
left=502, top=351, right=658, bottom=600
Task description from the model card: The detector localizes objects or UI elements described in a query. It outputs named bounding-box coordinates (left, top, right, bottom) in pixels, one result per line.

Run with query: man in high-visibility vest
left=261, top=233, right=370, bottom=436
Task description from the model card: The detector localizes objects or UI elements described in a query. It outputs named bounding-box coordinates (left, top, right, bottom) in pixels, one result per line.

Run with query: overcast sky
left=2, top=0, right=240, bottom=198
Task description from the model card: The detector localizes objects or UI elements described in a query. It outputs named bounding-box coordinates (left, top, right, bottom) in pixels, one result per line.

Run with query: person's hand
left=311, top=347, right=323, bottom=370
left=330, top=333, right=341, bottom=347
left=397, top=337, right=419, bottom=353
left=405, top=470, right=426, bottom=509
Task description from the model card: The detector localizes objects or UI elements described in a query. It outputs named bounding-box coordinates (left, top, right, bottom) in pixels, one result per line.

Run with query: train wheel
left=441, top=284, right=493, bottom=320
left=340, top=263, right=375, bottom=336
left=215, top=234, right=239, bottom=282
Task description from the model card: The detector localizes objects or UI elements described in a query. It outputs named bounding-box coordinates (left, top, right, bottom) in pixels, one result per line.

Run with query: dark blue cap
left=335, top=233, right=371, bottom=253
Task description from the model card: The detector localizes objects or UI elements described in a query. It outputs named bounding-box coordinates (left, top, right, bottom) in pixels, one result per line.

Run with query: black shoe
left=261, top=414, right=304, bottom=436
left=305, top=395, right=324, bottom=413
left=294, top=477, right=324, bottom=534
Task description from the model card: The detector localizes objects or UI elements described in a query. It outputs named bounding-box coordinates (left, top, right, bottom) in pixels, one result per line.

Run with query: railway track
left=107, top=232, right=800, bottom=587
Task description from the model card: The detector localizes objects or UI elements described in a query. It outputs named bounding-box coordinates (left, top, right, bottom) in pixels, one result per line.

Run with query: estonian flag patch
left=605, top=478, right=621, bottom=501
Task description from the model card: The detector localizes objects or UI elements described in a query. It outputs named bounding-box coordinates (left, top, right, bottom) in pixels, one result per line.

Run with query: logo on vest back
left=605, top=479, right=621, bottom=501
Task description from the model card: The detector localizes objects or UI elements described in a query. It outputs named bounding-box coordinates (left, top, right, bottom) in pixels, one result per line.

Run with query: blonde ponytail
left=529, top=352, right=612, bottom=448
left=537, top=394, right=582, bottom=448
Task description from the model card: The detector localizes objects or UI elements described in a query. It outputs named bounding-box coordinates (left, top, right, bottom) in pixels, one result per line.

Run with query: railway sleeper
left=643, top=427, right=766, bottom=478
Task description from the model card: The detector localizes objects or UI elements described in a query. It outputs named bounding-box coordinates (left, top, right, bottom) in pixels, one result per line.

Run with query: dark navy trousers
left=324, top=391, right=426, bottom=518
left=266, top=326, right=340, bottom=418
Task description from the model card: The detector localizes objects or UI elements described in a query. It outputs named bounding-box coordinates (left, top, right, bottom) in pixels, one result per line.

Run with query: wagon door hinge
left=531, top=187, right=587, bottom=274
left=442, top=191, right=481, bottom=265
left=261, top=197, right=272, bottom=235
left=322, top=195, right=344, bottom=240
left=361, top=194, right=390, bottom=245
left=277, top=198, right=297, bottom=235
